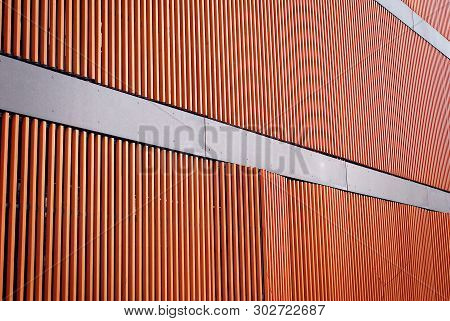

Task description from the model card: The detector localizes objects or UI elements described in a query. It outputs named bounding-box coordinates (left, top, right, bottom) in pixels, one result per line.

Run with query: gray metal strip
left=427, top=188, right=450, bottom=213
left=412, top=12, right=450, bottom=57
left=346, top=163, right=430, bottom=209
left=375, top=0, right=414, bottom=28
left=374, top=0, right=450, bottom=58
left=274, top=143, right=348, bottom=191
left=204, top=118, right=348, bottom=191
left=0, top=55, right=449, bottom=212
left=0, top=55, right=206, bottom=158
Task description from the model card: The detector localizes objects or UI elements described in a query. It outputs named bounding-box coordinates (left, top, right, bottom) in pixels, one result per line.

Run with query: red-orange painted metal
left=259, top=171, right=450, bottom=300
left=0, top=0, right=449, bottom=302
left=0, top=0, right=448, bottom=189
left=0, top=113, right=274, bottom=300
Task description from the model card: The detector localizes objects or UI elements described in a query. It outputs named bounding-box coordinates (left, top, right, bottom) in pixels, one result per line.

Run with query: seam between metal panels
left=0, top=55, right=448, bottom=212
left=374, top=0, right=450, bottom=58
left=257, top=169, right=266, bottom=301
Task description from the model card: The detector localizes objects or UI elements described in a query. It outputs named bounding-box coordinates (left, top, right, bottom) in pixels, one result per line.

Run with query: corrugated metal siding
left=0, top=112, right=264, bottom=300
left=0, top=0, right=448, bottom=190
left=260, top=171, right=450, bottom=301
left=0, top=112, right=449, bottom=301
left=0, top=0, right=449, bottom=301
left=338, top=0, right=389, bottom=173
left=378, top=9, right=450, bottom=191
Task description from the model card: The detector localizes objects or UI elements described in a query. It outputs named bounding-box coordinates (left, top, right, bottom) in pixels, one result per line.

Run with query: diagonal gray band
left=374, top=0, right=449, bottom=58
left=0, top=56, right=448, bottom=212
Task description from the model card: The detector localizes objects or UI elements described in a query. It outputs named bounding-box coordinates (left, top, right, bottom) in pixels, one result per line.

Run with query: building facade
left=0, top=0, right=449, bottom=300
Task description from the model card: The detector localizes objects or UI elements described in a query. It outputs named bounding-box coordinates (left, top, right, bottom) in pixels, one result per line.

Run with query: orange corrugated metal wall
left=0, top=0, right=448, bottom=190
left=260, top=171, right=450, bottom=301
left=0, top=112, right=264, bottom=300
left=0, top=0, right=449, bottom=301
left=0, top=112, right=449, bottom=301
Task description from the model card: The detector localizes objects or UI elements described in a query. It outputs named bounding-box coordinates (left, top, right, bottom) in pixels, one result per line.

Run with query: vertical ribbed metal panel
left=260, top=171, right=293, bottom=301
left=1, top=0, right=448, bottom=189
left=0, top=0, right=449, bottom=301
left=0, top=112, right=448, bottom=301
left=0, top=112, right=270, bottom=300
left=259, top=171, right=450, bottom=301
